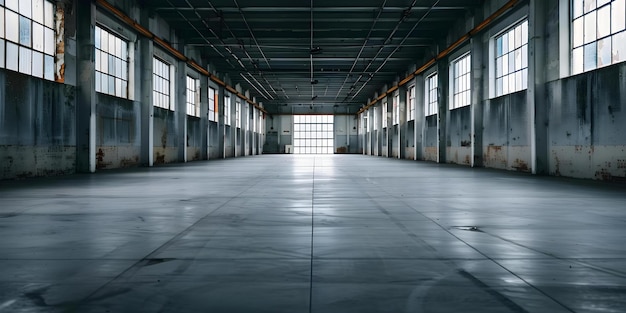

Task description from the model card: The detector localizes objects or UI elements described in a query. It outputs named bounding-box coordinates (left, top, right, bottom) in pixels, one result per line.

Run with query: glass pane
left=584, top=42, right=597, bottom=71
left=597, top=5, right=611, bottom=38
left=521, top=45, right=528, bottom=68
left=32, top=0, right=44, bottom=24
left=31, top=22, right=43, bottom=52
left=597, top=37, right=611, bottom=66
left=573, top=46, right=584, bottom=74
left=19, top=16, right=31, bottom=47
left=496, top=77, right=503, bottom=96
left=584, top=11, right=597, bottom=44
left=44, top=26, right=53, bottom=55
left=5, top=0, right=18, bottom=11
left=95, top=26, right=101, bottom=49
left=597, top=0, right=610, bottom=6
left=515, top=49, right=522, bottom=71
left=521, top=20, right=528, bottom=44
left=5, top=10, right=19, bottom=43
left=522, top=68, right=528, bottom=89
left=573, top=0, right=584, bottom=18
left=44, top=0, right=53, bottom=29
left=0, top=9, right=4, bottom=38
left=0, top=39, right=4, bottom=68
left=613, top=0, right=626, bottom=32
left=573, top=17, right=584, bottom=47
left=613, top=31, right=626, bottom=63
left=115, top=78, right=122, bottom=97
left=18, top=46, right=32, bottom=74
left=44, top=53, right=53, bottom=80
left=584, top=0, right=596, bottom=13
left=19, top=0, right=32, bottom=18
left=6, top=41, right=17, bottom=71
left=95, top=72, right=101, bottom=92
left=31, top=50, right=43, bottom=77
left=108, top=54, right=114, bottom=74
left=515, top=24, right=522, bottom=48
left=502, top=74, right=509, bottom=94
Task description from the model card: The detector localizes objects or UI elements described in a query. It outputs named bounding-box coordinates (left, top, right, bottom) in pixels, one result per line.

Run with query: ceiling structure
left=142, top=0, right=484, bottom=114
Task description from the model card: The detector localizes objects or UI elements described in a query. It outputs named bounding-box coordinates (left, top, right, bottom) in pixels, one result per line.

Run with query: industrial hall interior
left=1, top=0, right=626, bottom=312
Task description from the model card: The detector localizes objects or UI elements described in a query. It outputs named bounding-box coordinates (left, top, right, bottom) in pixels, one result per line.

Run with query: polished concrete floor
left=0, top=155, right=625, bottom=313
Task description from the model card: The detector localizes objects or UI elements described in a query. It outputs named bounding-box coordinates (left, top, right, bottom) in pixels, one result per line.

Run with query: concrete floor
left=0, top=155, right=625, bottom=313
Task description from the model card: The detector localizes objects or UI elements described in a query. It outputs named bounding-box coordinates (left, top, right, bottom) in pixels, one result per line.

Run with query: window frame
left=152, top=56, right=174, bottom=111
left=224, top=93, right=231, bottom=126
left=425, top=72, right=438, bottom=116
left=186, top=75, right=200, bottom=117
left=449, top=52, right=472, bottom=110
left=492, top=19, right=529, bottom=98
left=407, top=85, right=416, bottom=121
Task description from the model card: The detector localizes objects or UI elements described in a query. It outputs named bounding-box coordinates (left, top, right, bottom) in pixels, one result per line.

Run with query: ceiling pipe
left=356, top=0, right=521, bottom=115
left=334, top=0, right=387, bottom=101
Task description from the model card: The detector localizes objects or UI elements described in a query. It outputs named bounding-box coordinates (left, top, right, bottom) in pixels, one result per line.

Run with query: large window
left=382, top=101, right=388, bottom=128
left=407, top=85, right=415, bottom=121
left=392, top=93, right=400, bottom=125
left=95, top=26, right=128, bottom=98
left=426, top=73, right=438, bottom=116
left=451, top=53, right=471, bottom=109
left=572, top=0, right=626, bottom=74
left=495, top=20, right=528, bottom=97
left=186, top=76, right=199, bottom=117
left=293, top=115, right=334, bottom=154
left=153, top=57, right=172, bottom=110
left=208, top=87, right=217, bottom=122
left=1, top=0, right=55, bottom=80
left=224, top=93, right=231, bottom=126
left=373, top=107, right=378, bottom=131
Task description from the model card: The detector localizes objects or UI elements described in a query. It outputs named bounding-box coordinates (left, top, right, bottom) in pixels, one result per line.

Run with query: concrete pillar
left=75, top=0, right=96, bottom=173
left=140, top=11, right=154, bottom=167
left=177, top=58, right=187, bottom=162
left=200, top=74, right=208, bottom=160
left=218, top=85, right=226, bottom=159
left=415, top=75, right=425, bottom=161
left=399, top=88, right=407, bottom=159
left=437, top=61, right=449, bottom=163
left=471, top=36, right=484, bottom=167
left=529, top=0, right=549, bottom=174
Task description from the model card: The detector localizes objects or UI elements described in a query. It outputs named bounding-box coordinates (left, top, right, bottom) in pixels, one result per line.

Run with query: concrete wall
left=96, top=94, right=140, bottom=169
left=0, top=72, right=76, bottom=179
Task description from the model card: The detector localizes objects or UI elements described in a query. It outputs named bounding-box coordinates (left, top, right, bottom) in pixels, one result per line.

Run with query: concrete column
left=218, top=85, right=225, bottom=159
left=437, top=61, right=449, bottom=163
left=528, top=0, right=549, bottom=174
left=177, top=58, right=187, bottom=162
left=200, top=75, right=208, bottom=160
left=75, top=0, right=96, bottom=173
left=415, top=75, right=425, bottom=161
left=399, top=88, right=407, bottom=159
left=471, top=36, right=484, bottom=167
left=139, top=11, right=154, bottom=167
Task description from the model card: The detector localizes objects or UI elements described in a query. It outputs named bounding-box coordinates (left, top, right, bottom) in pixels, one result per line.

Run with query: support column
left=177, top=58, right=187, bottom=162
left=218, top=85, right=226, bottom=159
left=529, top=0, right=549, bottom=174
left=471, top=36, right=484, bottom=167
left=399, top=89, right=406, bottom=159
left=437, top=61, right=449, bottom=163
left=75, top=0, right=96, bottom=173
left=415, top=75, right=425, bottom=161
left=200, top=75, right=209, bottom=160
left=140, top=11, right=154, bottom=167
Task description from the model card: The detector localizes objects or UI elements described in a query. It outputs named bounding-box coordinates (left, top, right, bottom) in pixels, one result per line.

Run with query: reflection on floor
left=0, top=155, right=625, bottom=312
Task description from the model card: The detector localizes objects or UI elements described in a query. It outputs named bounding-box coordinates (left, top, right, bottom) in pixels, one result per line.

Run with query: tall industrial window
left=95, top=26, right=128, bottom=98
left=572, top=0, right=626, bottom=74
left=208, top=87, right=217, bottom=122
left=1, top=0, right=55, bottom=80
left=451, top=53, right=471, bottom=109
left=495, top=20, right=528, bottom=97
left=235, top=100, right=241, bottom=128
left=153, top=57, right=172, bottom=110
left=382, top=101, right=388, bottom=128
left=392, top=93, right=400, bottom=125
left=245, top=103, right=250, bottom=130
left=426, top=73, right=438, bottom=116
left=373, top=107, right=378, bottom=131
left=407, top=85, right=415, bottom=121
left=224, top=93, right=231, bottom=126
left=186, top=76, right=199, bottom=117
left=293, top=115, right=334, bottom=154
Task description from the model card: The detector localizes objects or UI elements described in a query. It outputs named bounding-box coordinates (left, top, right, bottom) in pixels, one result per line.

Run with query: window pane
left=19, top=17, right=32, bottom=47
left=19, top=0, right=32, bottom=18
left=597, top=5, right=611, bottom=38
left=584, top=11, right=597, bottom=44
left=0, top=9, right=4, bottom=38
left=573, top=0, right=584, bottom=18
left=573, top=17, right=584, bottom=47
left=521, top=20, right=528, bottom=44
left=584, top=42, right=597, bottom=71
left=5, top=0, right=18, bottom=11
left=584, top=0, right=596, bottom=13
left=32, top=0, right=44, bottom=24
left=44, top=53, right=53, bottom=80
left=19, top=46, right=32, bottom=74
left=44, top=27, right=53, bottom=55
left=31, top=22, right=43, bottom=51
left=613, top=0, right=626, bottom=32
left=613, top=31, right=626, bottom=63
left=43, top=0, right=53, bottom=28
left=597, top=0, right=609, bottom=6
left=5, top=10, right=19, bottom=43
left=597, top=37, right=611, bottom=66
left=572, top=46, right=584, bottom=74
left=31, top=50, right=43, bottom=77
left=0, top=39, right=4, bottom=68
